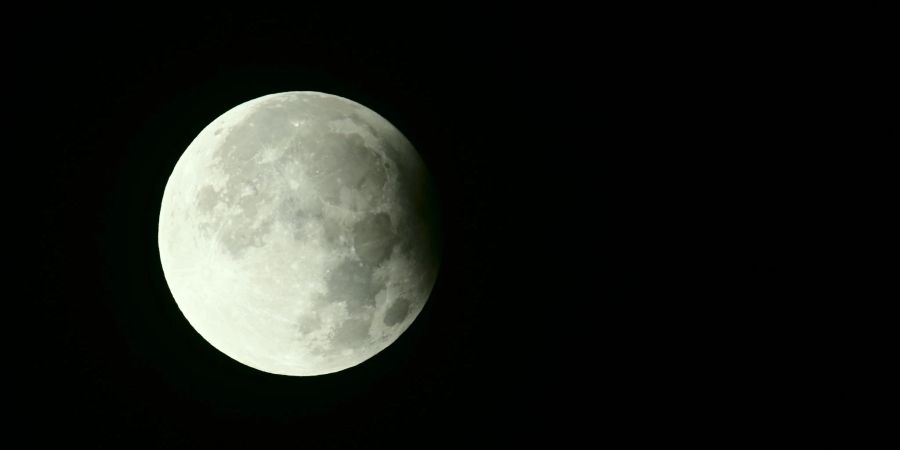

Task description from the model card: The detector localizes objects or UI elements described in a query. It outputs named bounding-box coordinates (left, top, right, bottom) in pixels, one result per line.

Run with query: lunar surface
left=158, top=92, right=440, bottom=376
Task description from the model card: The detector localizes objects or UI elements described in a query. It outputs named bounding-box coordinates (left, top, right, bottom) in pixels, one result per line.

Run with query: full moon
left=158, top=92, right=440, bottom=376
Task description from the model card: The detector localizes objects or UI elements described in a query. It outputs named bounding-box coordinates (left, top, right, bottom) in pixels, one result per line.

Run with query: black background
left=17, top=9, right=876, bottom=445
left=23, top=9, right=616, bottom=448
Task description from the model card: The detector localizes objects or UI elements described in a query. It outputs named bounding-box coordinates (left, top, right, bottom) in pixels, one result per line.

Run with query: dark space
left=17, top=9, right=871, bottom=445
left=19, top=9, right=632, bottom=448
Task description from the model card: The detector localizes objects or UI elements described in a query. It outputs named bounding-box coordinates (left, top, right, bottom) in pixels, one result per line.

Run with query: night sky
left=18, top=8, right=855, bottom=446
left=23, top=9, right=628, bottom=448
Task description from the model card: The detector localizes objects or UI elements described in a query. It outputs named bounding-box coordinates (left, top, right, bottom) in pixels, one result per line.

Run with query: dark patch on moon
left=330, top=318, right=370, bottom=349
left=193, top=175, right=276, bottom=258
left=353, top=213, right=396, bottom=266
left=276, top=196, right=326, bottom=242
left=195, top=185, right=220, bottom=213
left=217, top=219, right=273, bottom=258
left=295, top=314, right=321, bottom=335
left=321, top=216, right=344, bottom=245
left=305, top=132, right=387, bottom=209
left=383, top=297, right=410, bottom=326
left=323, top=260, right=382, bottom=314
left=348, top=113, right=380, bottom=138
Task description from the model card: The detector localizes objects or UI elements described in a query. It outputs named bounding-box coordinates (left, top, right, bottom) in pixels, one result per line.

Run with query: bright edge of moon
left=158, top=91, right=440, bottom=376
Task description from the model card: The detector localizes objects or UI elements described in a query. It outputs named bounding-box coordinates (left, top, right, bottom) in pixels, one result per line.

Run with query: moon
left=158, top=92, right=440, bottom=376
